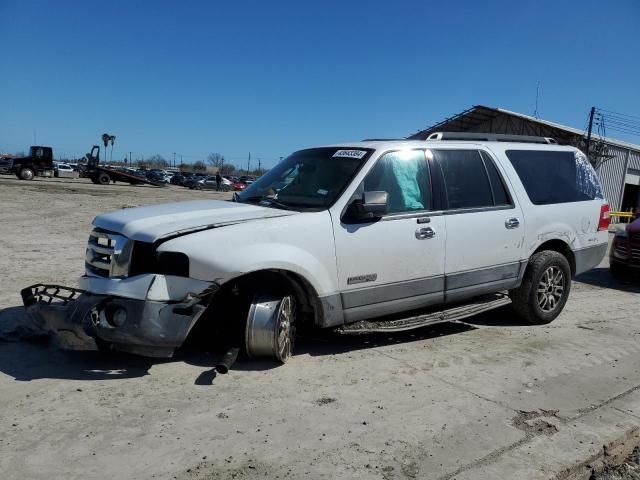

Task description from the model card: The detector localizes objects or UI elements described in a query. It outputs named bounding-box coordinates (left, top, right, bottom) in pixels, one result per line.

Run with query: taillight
left=598, top=203, right=610, bottom=231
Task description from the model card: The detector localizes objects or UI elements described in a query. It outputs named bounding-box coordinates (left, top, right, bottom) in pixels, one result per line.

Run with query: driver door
left=332, top=149, right=446, bottom=323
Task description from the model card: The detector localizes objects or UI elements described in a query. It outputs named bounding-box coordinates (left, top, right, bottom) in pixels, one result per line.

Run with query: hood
left=93, top=200, right=296, bottom=243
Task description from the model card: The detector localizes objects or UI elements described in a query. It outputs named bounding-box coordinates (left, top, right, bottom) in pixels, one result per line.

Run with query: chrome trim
left=381, top=210, right=444, bottom=221
left=85, top=228, right=134, bottom=278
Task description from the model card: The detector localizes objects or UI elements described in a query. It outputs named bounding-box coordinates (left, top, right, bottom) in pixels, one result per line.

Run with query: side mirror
left=349, top=191, right=389, bottom=220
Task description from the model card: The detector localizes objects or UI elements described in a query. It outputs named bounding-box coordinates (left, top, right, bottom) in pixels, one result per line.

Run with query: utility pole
left=247, top=152, right=251, bottom=174
left=129, top=152, right=132, bottom=164
left=258, top=158, right=261, bottom=174
left=585, top=106, right=595, bottom=162
left=173, top=152, right=176, bottom=168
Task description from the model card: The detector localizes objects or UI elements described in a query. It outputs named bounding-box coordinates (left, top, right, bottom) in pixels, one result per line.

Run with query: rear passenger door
left=430, top=148, right=525, bottom=302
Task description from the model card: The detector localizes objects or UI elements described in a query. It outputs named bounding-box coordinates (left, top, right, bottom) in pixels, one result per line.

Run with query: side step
left=336, top=293, right=511, bottom=334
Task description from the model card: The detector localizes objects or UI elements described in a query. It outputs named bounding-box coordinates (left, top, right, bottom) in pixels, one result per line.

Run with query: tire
left=510, top=250, right=572, bottom=325
left=245, top=293, right=296, bottom=364
left=97, top=172, right=111, bottom=185
left=19, top=167, right=35, bottom=180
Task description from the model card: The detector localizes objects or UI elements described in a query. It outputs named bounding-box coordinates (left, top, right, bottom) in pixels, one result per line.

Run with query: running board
left=336, top=293, right=511, bottom=334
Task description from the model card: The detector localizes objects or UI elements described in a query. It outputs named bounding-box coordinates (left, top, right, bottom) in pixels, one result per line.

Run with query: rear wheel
left=97, top=172, right=111, bottom=185
left=19, top=167, right=35, bottom=180
left=245, top=294, right=296, bottom=364
left=510, top=250, right=571, bottom=325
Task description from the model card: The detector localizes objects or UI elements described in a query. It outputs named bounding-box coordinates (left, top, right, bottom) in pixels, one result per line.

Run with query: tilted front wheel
left=245, top=294, right=296, bottom=363
left=510, top=251, right=572, bottom=325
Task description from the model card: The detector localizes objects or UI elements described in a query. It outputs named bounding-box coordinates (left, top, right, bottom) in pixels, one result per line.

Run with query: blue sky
left=1, top=0, right=639, bottom=167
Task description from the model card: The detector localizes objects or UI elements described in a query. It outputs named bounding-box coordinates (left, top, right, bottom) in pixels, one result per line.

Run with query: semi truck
left=0, top=146, right=54, bottom=180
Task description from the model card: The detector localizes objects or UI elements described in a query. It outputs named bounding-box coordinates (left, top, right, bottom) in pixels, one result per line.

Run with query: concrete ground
left=1, top=175, right=639, bottom=479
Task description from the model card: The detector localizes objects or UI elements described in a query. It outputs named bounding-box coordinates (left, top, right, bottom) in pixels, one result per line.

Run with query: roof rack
left=426, top=132, right=557, bottom=145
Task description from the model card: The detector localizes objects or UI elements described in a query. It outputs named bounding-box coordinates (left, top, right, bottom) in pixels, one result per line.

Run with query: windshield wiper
left=241, top=195, right=293, bottom=210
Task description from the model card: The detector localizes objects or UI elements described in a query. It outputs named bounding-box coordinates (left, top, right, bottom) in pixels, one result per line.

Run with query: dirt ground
left=1, top=175, right=640, bottom=480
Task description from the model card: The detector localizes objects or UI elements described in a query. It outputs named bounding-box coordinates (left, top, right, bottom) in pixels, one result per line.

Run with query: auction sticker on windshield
left=333, top=150, right=367, bottom=159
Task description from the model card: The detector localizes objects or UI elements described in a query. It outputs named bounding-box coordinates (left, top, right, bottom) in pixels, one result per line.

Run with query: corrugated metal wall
left=596, top=146, right=640, bottom=211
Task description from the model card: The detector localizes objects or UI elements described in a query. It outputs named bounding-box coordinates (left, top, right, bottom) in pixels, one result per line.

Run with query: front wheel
left=19, top=167, right=35, bottom=180
left=245, top=294, right=296, bottom=363
left=510, top=250, right=572, bottom=325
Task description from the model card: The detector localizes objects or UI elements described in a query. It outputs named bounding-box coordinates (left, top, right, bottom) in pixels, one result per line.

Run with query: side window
left=363, top=150, right=431, bottom=214
left=506, top=150, right=604, bottom=205
left=480, top=151, right=511, bottom=206
left=434, top=150, right=493, bottom=209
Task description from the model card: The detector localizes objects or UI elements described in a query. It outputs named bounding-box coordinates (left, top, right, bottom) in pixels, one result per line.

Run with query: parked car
left=146, top=171, right=168, bottom=184
left=191, top=176, right=232, bottom=191
left=23, top=133, right=609, bottom=365
left=53, top=162, right=74, bottom=177
left=610, top=216, right=640, bottom=277
left=232, top=181, right=247, bottom=191
left=170, top=174, right=187, bottom=185
left=182, top=175, right=201, bottom=188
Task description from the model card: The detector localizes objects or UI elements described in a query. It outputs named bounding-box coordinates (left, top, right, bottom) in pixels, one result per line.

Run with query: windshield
left=237, top=147, right=372, bottom=210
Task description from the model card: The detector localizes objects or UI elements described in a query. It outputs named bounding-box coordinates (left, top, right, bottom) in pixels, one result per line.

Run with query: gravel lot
left=1, top=175, right=639, bottom=480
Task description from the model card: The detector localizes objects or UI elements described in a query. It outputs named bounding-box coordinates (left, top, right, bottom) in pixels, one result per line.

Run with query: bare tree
left=207, top=153, right=225, bottom=170
left=193, top=160, right=207, bottom=171
left=146, top=155, right=168, bottom=168
left=220, top=163, right=236, bottom=175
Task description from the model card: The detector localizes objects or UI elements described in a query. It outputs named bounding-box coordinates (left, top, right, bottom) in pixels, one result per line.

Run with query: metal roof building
left=408, top=105, right=640, bottom=212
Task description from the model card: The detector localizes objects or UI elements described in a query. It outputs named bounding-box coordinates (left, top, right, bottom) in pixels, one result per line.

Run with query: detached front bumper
left=21, top=280, right=217, bottom=357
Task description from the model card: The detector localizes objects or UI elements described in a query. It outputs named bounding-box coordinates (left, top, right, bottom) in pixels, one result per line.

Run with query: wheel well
left=186, top=269, right=320, bottom=348
left=218, top=269, right=319, bottom=325
left=533, top=240, right=575, bottom=275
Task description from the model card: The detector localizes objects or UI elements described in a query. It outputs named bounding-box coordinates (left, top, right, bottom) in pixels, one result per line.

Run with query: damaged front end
left=21, top=279, right=218, bottom=358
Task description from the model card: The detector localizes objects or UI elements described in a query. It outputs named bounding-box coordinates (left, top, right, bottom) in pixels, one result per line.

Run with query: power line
left=596, top=107, right=640, bottom=121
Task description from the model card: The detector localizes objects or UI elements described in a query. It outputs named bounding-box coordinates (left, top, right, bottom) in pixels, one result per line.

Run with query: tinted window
left=481, top=151, right=511, bottom=206
left=434, top=150, right=493, bottom=209
left=363, top=150, right=431, bottom=214
left=506, top=150, right=604, bottom=205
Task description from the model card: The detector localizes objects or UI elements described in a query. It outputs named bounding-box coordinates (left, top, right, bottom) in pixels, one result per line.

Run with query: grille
left=631, top=233, right=640, bottom=243
left=85, top=228, right=132, bottom=277
left=0, top=158, right=13, bottom=174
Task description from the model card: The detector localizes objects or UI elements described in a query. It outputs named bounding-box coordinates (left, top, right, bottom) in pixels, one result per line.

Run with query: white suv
left=23, top=133, right=610, bottom=364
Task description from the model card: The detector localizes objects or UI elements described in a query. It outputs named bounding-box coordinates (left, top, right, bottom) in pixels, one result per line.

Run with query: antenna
left=533, top=81, right=541, bottom=118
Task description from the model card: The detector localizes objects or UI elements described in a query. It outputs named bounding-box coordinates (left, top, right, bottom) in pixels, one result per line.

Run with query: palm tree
left=101, top=134, right=110, bottom=163
left=109, top=135, right=116, bottom=162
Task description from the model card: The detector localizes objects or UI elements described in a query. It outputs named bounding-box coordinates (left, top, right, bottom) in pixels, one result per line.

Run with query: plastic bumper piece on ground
left=21, top=283, right=216, bottom=357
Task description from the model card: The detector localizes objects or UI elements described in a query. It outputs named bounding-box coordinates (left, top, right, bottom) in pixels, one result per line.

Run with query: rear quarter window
left=505, top=150, right=603, bottom=205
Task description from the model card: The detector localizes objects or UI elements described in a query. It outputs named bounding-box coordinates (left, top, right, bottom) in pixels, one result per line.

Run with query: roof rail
left=361, top=138, right=404, bottom=141
left=426, top=132, right=557, bottom=145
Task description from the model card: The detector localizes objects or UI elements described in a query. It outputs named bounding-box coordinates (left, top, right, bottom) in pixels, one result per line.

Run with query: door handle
left=416, top=227, right=436, bottom=239
left=505, top=217, right=520, bottom=229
